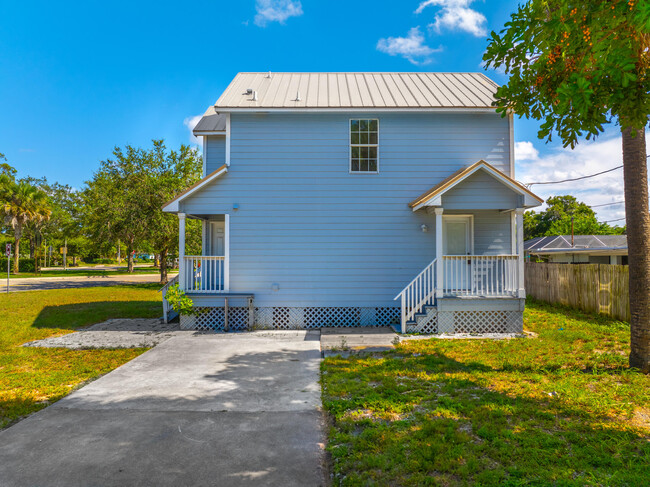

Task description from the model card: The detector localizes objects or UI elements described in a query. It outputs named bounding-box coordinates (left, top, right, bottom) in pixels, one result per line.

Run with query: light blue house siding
left=205, top=136, right=226, bottom=174
left=181, top=112, right=513, bottom=307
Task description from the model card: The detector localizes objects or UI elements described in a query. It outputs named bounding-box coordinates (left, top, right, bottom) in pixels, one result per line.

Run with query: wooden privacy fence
left=525, top=263, right=630, bottom=322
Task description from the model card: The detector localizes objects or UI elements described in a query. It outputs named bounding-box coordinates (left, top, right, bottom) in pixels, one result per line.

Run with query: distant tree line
left=524, top=195, right=626, bottom=241
left=0, top=141, right=202, bottom=283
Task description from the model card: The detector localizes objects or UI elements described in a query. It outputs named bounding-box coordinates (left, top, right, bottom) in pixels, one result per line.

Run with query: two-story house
left=162, top=72, right=542, bottom=333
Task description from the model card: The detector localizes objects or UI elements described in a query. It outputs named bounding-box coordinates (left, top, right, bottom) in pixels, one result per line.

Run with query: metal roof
left=212, top=72, right=499, bottom=109
left=193, top=106, right=226, bottom=134
left=525, top=235, right=628, bottom=253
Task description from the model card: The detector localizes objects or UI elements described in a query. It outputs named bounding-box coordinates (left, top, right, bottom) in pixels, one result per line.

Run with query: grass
left=0, top=284, right=161, bottom=429
left=322, top=299, right=650, bottom=486
left=8, top=266, right=169, bottom=279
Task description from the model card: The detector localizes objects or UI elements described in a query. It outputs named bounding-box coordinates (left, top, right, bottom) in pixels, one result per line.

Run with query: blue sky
left=0, top=0, right=628, bottom=221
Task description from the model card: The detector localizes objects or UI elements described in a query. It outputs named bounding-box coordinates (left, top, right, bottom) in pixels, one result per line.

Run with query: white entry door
left=443, top=216, right=473, bottom=291
left=207, top=221, right=225, bottom=256
left=205, top=221, right=225, bottom=290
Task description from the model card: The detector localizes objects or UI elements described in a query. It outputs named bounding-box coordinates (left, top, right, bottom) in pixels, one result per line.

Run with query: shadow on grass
left=31, top=299, right=161, bottom=331
left=322, top=348, right=650, bottom=485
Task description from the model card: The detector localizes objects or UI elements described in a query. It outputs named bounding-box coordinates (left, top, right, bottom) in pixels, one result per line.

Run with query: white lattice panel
left=408, top=307, right=438, bottom=334
left=182, top=306, right=400, bottom=331
left=453, top=310, right=522, bottom=334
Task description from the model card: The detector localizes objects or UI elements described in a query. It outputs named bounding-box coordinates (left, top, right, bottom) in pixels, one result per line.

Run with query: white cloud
left=416, top=0, right=487, bottom=37
left=514, top=133, right=650, bottom=223
left=183, top=115, right=203, bottom=149
left=254, top=0, right=303, bottom=27
left=376, top=27, right=442, bottom=65
left=514, top=141, right=539, bottom=161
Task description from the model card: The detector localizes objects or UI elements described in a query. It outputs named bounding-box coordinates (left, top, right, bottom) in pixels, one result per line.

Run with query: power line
left=525, top=165, right=623, bottom=187
left=603, top=217, right=626, bottom=223
left=589, top=200, right=625, bottom=208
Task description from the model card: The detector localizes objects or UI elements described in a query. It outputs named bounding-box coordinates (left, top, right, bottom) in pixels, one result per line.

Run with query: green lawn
left=322, top=300, right=650, bottom=486
left=0, top=285, right=161, bottom=429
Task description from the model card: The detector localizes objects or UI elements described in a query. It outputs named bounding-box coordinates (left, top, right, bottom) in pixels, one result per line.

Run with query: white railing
left=182, top=256, right=225, bottom=293
left=394, top=258, right=437, bottom=328
left=442, top=255, right=518, bottom=297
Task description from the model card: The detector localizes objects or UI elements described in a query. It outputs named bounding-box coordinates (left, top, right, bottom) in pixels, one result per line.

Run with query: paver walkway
left=0, top=331, right=325, bottom=486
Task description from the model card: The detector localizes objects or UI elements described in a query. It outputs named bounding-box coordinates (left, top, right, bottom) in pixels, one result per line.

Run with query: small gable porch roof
left=162, top=165, right=228, bottom=213
left=408, top=160, right=543, bottom=212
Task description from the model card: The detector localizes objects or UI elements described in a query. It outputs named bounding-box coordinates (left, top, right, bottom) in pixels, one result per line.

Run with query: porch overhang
left=162, top=165, right=228, bottom=213
left=408, top=160, right=543, bottom=212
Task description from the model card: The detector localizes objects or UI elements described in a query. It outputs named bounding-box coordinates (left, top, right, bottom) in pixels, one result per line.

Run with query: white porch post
left=435, top=207, right=444, bottom=298
left=178, top=213, right=186, bottom=291
left=224, top=213, right=230, bottom=292
left=515, top=208, right=525, bottom=298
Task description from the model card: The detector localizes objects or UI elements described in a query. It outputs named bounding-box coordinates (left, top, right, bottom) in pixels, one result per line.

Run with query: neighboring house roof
left=162, top=165, right=228, bottom=213
left=193, top=106, right=227, bottom=135
left=408, top=160, right=543, bottom=211
left=525, top=235, right=628, bottom=254
left=211, top=72, right=498, bottom=110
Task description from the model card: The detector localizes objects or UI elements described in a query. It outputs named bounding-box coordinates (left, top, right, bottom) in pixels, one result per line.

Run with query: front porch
left=394, top=161, right=543, bottom=333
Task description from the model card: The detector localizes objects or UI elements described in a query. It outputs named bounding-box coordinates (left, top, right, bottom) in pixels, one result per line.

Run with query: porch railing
left=394, top=258, right=437, bottom=327
left=442, top=255, right=518, bottom=297
left=182, top=255, right=225, bottom=293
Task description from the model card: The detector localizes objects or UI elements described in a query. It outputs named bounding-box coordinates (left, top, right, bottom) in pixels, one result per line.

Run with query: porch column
left=435, top=207, right=444, bottom=298
left=515, top=208, right=525, bottom=298
left=178, top=213, right=186, bottom=290
left=224, top=213, right=230, bottom=292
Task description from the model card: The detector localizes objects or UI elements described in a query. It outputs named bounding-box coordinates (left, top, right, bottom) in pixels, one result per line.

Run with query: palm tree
left=2, top=181, right=51, bottom=273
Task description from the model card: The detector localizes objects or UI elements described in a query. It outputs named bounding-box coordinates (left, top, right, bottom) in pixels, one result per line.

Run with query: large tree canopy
left=484, top=1, right=650, bottom=372
left=83, top=140, right=202, bottom=278
left=484, top=1, right=650, bottom=143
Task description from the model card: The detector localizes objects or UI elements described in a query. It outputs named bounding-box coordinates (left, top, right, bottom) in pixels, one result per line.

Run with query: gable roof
left=525, top=235, right=628, bottom=254
left=162, top=165, right=228, bottom=213
left=212, top=72, right=498, bottom=110
left=409, top=160, right=543, bottom=211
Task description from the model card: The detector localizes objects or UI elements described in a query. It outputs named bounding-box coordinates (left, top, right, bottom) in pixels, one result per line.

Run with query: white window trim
left=349, top=118, right=379, bottom=174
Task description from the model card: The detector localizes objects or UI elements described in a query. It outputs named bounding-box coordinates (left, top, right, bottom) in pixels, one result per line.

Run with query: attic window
left=350, top=119, right=378, bottom=173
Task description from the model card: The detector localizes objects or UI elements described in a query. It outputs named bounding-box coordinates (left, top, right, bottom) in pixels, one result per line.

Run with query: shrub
left=165, top=284, right=195, bottom=315
left=0, top=258, right=36, bottom=273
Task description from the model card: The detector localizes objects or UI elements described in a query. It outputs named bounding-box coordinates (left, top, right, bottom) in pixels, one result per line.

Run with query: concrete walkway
left=0, top=331, right=325, bottom=486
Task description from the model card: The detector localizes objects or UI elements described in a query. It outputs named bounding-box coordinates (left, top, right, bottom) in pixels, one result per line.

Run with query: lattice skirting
left=180, top=306, right=401, bottom=331
left=437, top=310, right=523, bottom=334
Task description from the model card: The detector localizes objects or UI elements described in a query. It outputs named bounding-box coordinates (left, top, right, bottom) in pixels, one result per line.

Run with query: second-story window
left=350, top=119, right=378, bottom=173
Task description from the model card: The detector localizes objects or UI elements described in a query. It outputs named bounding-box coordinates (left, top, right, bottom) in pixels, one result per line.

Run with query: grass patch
left=0, top=285, right=161, bottom=428
left=322, top=299, right=650, bottom=486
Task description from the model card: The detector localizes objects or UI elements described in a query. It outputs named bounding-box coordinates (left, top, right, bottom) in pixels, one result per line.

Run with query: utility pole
left=63, top=237, right=67, bottom=271
left=571, top=216, right=575, bottom=247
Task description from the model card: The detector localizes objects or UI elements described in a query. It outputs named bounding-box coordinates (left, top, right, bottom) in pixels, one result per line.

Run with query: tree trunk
left=159, top=248, right=168, bottom=284
left=622, top=126, right=650, bottom=373
left=29, top=238, right=35, bottom=259
left=126, top=242, right=134, bottom=273
left=13, top=234, right=20, bottom=274
left=154, top=254, right=160, bottom=268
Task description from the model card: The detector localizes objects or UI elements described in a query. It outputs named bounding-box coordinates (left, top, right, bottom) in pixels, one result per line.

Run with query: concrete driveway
left=0, top=331, right=325, bottom=486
